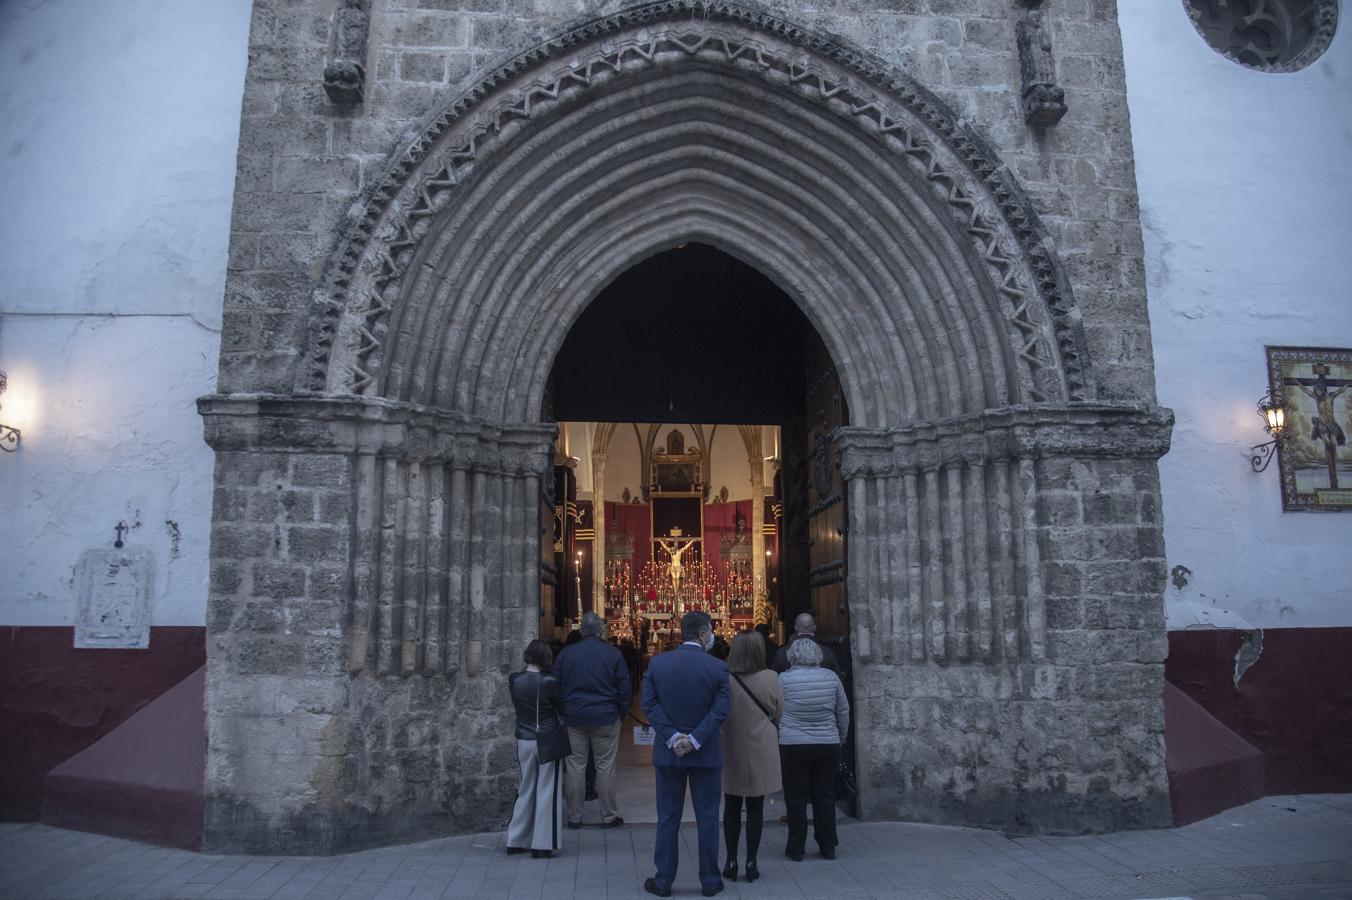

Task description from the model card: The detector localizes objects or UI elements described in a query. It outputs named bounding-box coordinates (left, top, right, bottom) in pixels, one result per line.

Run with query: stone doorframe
left=200, top=2, right=1174, bottom=853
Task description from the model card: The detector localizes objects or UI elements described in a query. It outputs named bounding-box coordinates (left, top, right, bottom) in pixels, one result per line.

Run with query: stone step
left=1164, top=680, right=1265, bottom=826
left=42, top=666, right=204, bottom=850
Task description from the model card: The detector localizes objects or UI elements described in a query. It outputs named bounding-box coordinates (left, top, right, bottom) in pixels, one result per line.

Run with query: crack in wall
left=1234, top=628, right=1263, bottom=686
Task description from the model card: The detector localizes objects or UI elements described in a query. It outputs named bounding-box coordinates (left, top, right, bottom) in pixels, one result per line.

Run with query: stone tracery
left=301, top=1, right=1096, bottom=414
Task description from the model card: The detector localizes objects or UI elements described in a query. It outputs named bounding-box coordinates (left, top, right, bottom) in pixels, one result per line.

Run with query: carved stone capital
left=197, top=393, right=556, bottom=474
left=835, top=403, right=1174, bottom=478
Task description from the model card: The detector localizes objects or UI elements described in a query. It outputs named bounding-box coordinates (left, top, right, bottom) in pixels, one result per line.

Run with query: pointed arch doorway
left=544, top=242, right=858, bottom=822
left=201, top=2, right=1176, bottom=853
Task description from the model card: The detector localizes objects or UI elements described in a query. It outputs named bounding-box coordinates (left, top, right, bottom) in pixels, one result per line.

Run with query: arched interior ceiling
left=306, top=3, right=1094, bottom=429
left=549, top=243, right=815, bottom=424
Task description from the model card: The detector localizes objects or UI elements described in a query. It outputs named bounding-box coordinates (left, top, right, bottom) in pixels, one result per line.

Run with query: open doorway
left=540, top=243, right=855, bottom=824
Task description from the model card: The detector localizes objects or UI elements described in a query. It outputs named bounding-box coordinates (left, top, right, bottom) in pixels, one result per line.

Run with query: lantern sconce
left=1250, top=391, right=1287, bottom=473
left=0, top=371, right=20, bottom=452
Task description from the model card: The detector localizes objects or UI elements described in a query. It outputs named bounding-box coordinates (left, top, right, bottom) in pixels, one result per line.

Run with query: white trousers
left=506, top=738, right=563, bottom=851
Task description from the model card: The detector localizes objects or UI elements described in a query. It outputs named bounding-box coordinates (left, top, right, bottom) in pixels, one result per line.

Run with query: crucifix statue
left=1287, top=364, right=1351, bottom=489
left=657, top=527, right=697, bottom=593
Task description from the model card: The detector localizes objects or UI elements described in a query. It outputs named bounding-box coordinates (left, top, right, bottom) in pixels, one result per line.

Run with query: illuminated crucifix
left=657, top=527, right=697, bottom=593
left=1286, top=364, right=1352, bottom=490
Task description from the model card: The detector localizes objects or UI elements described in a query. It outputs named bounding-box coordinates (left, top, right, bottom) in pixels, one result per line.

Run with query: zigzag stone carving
left=302, top=1, right=1094, bottom=407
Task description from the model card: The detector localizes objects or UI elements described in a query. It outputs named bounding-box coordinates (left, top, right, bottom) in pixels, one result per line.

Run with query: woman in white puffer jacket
left=777, top=638, right=850, bottom=861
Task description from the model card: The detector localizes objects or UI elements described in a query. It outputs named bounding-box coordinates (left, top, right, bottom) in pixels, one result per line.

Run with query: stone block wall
left=221, top=0, right=1151, bottom=404
left=854, top=454, right=1170, bottom=834
left=205, top=0, right=1171, bottom=852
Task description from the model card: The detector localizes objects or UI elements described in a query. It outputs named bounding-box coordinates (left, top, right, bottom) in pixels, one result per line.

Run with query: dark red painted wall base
left=44, top=667, right=204, bottom=850
left=1163, top=682, right=1265, bottom=826
left=1, top=626, right=206, bottom=821
left=1166, top=627, right=1352, bottom=795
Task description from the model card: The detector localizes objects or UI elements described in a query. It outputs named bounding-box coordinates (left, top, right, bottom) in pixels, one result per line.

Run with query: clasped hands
left=670, top=733, right=696, bottom=757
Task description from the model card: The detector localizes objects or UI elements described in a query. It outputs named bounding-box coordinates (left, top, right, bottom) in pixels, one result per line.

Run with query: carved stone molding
left=301, top=0, right=1095, bottom=417
left=198, top=394, right=555, bottom=474
left=323, top=0, right=370, bottom=105
left=834, top=403, right=1175, bottom=479
left=1184, top=0, right=1339, bottom=72
left=1014, top=0, right=1068, bottom=126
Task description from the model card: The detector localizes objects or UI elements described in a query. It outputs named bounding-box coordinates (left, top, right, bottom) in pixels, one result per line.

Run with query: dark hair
left=680, top=610, right=712, bottom=642
left=728, top=630, right=767, bottom=674
left=754, top=623, right=771, bottom=638
left=523, top=639, right=553, bottom=671
left=565, top=629, right=582, bottom=645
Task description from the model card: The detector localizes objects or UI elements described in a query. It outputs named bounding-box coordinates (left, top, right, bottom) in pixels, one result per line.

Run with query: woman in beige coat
left=720, top=630, right=784, bottom=883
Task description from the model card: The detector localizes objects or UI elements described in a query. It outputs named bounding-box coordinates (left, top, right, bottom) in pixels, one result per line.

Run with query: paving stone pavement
left=1, top=795, right=1349, bottom=900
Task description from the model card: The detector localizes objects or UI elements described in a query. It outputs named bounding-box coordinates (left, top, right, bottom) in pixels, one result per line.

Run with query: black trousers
left=780, top=743, right=840, bottom=854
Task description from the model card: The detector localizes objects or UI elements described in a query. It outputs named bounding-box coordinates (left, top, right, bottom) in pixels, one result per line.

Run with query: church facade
left=1, top=0, right=1348, bottom=854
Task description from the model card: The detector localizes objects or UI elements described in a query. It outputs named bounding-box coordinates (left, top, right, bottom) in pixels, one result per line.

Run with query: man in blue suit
left=641, top=610, right=730, bottom=898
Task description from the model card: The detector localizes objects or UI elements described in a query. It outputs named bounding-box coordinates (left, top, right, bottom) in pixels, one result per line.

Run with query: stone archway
left=200, top=1, right=1174, bottom=853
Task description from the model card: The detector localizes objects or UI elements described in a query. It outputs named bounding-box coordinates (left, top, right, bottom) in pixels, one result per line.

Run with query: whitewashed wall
left=3, top=0, right=1345, bottom=637
left=1120, top=2, right=1352, bottom=630
left=0, top=0, right=251, bottom=626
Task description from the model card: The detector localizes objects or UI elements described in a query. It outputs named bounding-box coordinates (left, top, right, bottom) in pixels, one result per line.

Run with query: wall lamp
left=1249, top=391, right=1286, bottom=472
left=0, top=372, right=20, bottom=452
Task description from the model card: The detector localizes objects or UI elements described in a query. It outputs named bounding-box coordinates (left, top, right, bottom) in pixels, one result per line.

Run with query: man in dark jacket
left=641, top=610, right=730, bottom=897
left=554, top=611, right=630, bottom=828
left=770, top=612, right=841, bottom=674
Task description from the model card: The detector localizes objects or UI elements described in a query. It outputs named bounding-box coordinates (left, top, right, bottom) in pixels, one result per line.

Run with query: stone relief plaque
left=1267, top=346, right=1352, bottom=511
left=74, top=548, right=153, bottom=648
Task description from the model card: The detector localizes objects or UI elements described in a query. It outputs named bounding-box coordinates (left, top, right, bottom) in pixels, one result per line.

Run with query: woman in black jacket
left=506, top=639, right=567, bottom=858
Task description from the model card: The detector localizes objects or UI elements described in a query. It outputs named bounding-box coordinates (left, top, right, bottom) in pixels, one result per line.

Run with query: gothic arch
left=301, top=0, right=1095, bottom=427
left=201, top=2, right=1178, bottom=851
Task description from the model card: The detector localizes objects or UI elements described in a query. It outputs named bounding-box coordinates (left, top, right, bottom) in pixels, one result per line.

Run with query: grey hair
left=787, top=638, right=823, bottom=668
left=580, top=611, right=605, bottom=638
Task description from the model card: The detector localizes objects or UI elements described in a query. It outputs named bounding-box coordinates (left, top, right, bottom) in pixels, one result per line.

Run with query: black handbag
left=535, top=677, right=572, bottom=763
left=835, top=760, right=859, bottom=800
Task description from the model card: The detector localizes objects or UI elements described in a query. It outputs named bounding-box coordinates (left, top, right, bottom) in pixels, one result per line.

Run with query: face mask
left=703, top=632, right=715, bottom=652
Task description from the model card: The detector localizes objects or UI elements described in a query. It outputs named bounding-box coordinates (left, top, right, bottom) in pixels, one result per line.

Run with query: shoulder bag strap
left=535, top=675, right=541, bottom=732
left=732, top=672, right=775, bottom=723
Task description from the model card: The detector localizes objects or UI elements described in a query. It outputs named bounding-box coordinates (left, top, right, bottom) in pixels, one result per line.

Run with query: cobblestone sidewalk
left=1, top=795, right=1349, bottom=900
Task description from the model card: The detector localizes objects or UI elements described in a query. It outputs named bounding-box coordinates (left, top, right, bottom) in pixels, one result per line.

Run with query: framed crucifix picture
left=1266, top=346, right=1352, bottom=511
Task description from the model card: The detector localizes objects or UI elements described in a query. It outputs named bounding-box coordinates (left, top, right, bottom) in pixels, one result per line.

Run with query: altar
left=601, top=430, right=763, bottom=650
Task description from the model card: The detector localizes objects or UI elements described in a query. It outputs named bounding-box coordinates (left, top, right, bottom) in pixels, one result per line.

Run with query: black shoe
left=785, top=849, right=805, bottom=861
left=821, top=846, right=836, bottom=860
left=565, top=821, right=583, bottom=830
left=745, top=860, right=760, bottom=882
left=722, top=859, right=737, bottom=882
left=601, top=816, right=625, bottom=828
left=530, top=849, right=553, bottom=859
left=505, top=846, right=527, bottom=855
left=643, top=877, right=672, bottom=897
left=702, top=881, right=725, bottom=897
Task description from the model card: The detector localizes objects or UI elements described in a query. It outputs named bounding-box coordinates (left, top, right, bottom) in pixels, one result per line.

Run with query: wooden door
left=539, top=468, right=558, bottom=638
left=803, top=333, right=856, bottom=814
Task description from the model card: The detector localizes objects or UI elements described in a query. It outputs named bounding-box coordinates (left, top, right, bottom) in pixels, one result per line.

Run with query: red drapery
left=605, top=500, right=754, bottom=595
left=604, top=501, right=652, bottom=573
left=702, top=500, right=753, bottom=588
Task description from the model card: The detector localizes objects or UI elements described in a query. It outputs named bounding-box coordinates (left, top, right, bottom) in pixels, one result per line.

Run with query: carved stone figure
left=1015, top=1, right=1068, bottom=126
left=324, top=0, right=370, bottom=105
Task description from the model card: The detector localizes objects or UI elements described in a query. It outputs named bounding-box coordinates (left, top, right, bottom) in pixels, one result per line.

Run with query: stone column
left=198, top=394, right=555, bottom=853
left=835, top=403, right=1175, bottom=833
left=592, top=452, right=607, bottom=615
left=746, top=431, right=767, bottom=607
